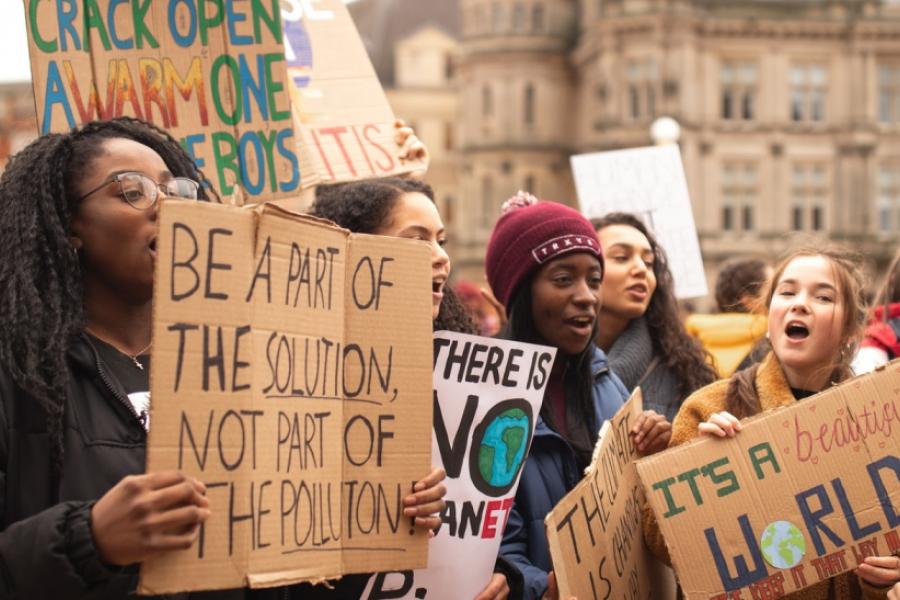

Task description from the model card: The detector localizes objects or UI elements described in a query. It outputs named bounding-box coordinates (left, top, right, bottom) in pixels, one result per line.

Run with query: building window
left=444, top=122, right=455, bottom=151
left=492, top=3, right=504, bottom=33
left=523, top=83, right=535, bottom=127
left=721, top=61, right=757, bottom=121
left=513, top=3, right=526, bottom=32
left=445, top=55, right=455, bottom=81
left=532, top=4, right=545, bottom=33
left=471, top=5, right=487, bottom=34
left=790, top=163, right=828, bottom=232
left=790, top=64, right=827, bottom=122
left=482, top=85, right=493, bottom=118
left=524, top=175, right=536, bottom=194
left=626, top=60, right=657, bottom=120
left=443, top=195, right=454, bottom=225
left=879, top=64, right=900, bottom=123
left=877, top=164, right=900, bottom=234
left=481, top=176, right=495, bottom=229
left=721, top=162, right=757, bottom=232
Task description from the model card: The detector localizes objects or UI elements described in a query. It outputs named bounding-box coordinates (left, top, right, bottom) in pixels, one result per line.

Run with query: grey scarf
left=607, top=317, right=684, bottom=422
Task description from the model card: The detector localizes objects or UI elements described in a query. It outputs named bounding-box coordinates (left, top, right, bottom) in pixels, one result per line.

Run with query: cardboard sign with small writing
left=284, top=0, right=425, bottom=191
left=637, top=363, right=900, bottom=600
left=362, top=332, right=556, bottom=600
left=139, top=200, right=432, bottom=594
left=545, top=390, right=653, bottom=600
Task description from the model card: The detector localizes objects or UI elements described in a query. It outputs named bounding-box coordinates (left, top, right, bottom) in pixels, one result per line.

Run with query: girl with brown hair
left=648, top=246, right=900, bottom=598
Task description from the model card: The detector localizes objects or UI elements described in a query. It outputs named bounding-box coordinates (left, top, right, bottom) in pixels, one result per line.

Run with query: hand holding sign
left=630, top=409, right=671, bottom=455
left=92, top=472, right=210, bottom=566
left=855, top=554, right=900, bottom=587
left=404, top=467, right=448, bottom=533
left=697, top=410, right=743, bottom=438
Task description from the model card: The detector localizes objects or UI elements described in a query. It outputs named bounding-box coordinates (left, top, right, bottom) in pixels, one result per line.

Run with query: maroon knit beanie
left=485, top=192, right=604, bottom=311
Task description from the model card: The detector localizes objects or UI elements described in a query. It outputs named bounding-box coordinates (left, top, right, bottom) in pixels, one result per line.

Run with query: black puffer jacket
left=0, top=334, right=361, bottom=600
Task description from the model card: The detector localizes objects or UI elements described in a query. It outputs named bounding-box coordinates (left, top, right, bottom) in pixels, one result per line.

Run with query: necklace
left=84, top=328, right=152, bottom=370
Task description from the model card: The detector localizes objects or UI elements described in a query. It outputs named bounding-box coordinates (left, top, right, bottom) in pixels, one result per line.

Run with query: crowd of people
left=0, top=116, right=897, bottom=600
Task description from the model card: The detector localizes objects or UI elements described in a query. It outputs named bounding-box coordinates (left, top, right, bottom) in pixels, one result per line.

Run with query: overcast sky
left=0, top=4, right=30, bottom=83
left=0, top=0, right=361, bottom=84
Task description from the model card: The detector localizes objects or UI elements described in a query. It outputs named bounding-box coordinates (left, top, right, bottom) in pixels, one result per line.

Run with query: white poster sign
left=362, top=332, right=556, bottom=600
left=571, top=145, right=708, bottom=299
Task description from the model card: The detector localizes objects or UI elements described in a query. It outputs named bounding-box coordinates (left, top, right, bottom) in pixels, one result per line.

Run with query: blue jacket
left=499, top=346, right=629, bottom=600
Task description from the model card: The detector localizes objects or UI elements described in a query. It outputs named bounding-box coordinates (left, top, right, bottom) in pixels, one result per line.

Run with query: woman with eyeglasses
left=0, top=117, right=219, bottom=598
left=0, top=117, right=446, bottom=600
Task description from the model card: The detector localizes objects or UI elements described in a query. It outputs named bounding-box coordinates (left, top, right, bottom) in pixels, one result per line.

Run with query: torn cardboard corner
left=286, top=0, right=426, bottom=193
left=545, top=390, right=657, bottom=600
left=139, top=200, right=434, bottom=594
left=637, top=361, right=900, bottom=600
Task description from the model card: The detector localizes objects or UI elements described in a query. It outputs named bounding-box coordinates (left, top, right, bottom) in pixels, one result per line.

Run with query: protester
left=685, top=257, right=770, bottom=376
left=647, top=245, right=899, bottom=598
left=0, top=118, right=445, bottom=599
left=488, top=194, right=669, bottom=600
left=311, top=177, right=518, bottom=600
left=591, top=213, right=717, bottom=422
left=853, top=248, right=900, bottom=374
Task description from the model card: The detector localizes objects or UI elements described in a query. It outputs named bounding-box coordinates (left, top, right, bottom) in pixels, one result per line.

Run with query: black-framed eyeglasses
left=78, top=172, right=200, bottom=209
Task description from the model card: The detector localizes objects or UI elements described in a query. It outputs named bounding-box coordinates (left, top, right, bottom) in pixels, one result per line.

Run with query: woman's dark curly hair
left=592, top=213, right=717, bottom=399
left=0, top=117, right=216, bottom=479
left=312, top=177, right=477, bottom=335
left=715, top=257, right=769, bottom=313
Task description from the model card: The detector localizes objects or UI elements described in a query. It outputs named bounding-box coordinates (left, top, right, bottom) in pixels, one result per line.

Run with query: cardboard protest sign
left=24, top=0, right=420, bottom=203
left=283, top=0, right=425, bottom=191
left=139, top=200, right=433, bottom=593
left=545, top=390, right=653, bottom=600
left=362, top=332, right=556, bottom=600
left=637, top=363, right=900, bottom=600
left=24, top=0, right=299, bottom=201
left=571, top=146, right=708, bottom=299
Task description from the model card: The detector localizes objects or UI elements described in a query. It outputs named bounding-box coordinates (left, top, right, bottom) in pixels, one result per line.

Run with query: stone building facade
left=354, top=0, right=900, bottom=297
left=0, top=82, right=38, bottom=171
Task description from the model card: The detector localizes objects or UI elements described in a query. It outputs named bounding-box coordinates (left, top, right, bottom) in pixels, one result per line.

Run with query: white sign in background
left=571, top=145, right=709, bottom=299
left=363, top=332, right=556, bottom=600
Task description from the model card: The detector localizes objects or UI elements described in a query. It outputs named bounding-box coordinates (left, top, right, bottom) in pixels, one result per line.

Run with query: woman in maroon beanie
left=487, top=193, right=671, bottom=600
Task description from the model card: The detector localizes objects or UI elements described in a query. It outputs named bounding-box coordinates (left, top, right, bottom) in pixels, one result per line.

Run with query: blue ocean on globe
left=478, top=409, right=530, bottom=488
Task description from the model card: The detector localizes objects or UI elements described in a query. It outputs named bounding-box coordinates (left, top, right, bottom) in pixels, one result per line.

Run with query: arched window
left=524, top=83, right=535, bottom=126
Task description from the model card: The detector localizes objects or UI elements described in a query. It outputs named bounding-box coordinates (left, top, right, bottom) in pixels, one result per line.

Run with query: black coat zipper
left=83, top=334, right=148, bottom=433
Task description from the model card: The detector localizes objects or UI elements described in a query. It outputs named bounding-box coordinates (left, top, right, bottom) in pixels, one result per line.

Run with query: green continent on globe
left=479, top=446, right=496, bottom=477
left=478, top=408, right=530, bottom=488
left=502, top=426, right=525, bottom=471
